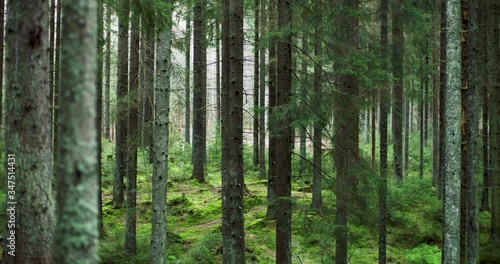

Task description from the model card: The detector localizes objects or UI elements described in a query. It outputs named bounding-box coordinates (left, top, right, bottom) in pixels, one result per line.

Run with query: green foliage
left=181, top=232, right=222, bottom=264
left=405, top=244, right=441, bottom=264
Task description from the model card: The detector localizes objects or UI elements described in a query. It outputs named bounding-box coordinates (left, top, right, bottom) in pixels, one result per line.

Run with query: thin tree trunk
left=479, top=0, right=489, bottom=212
left=150, top=5, right=171, bottom=263
left=404, top=97, right=410, bottom=175
left=299, top=35, right=308, bottom=177
left=53, top=0, right=62, bottom=179
left=4, top=1, right=55, bottom=262
left=104, top=5, right=112, bottom=140
left=266, top=0, right=277, bottom=220
left=252, top=0, right=260, bottom=169
left=125, top=0, right=140, bottom=254
left=49, top=0, right=55, bottom=139
left=54, top=0, right=99, bottom=261
left=185, top=6, right=191, bottom=144
left=259, top=0, right=266, bottom=180
left=371, top=91, right=376, bottom=169
left=420, top=74, right=424, bottom=180
left=424, top=56, right=429, bottom=146
left=192, top=0, right=207, bottom=183
left=378, top=0, right=389, bottom=261
left=432, top=11, right=440, bottom=187
left=439, top=0, right=447, bottom=201
left=97, top=0, right=104, bottom=237
left=442, top=0, right=461, bottom=262
left=392, top=0, right=404, bottom=184
left=113, top=0, right=130, bottom=209
left=311, top=0, right=323, bottom=210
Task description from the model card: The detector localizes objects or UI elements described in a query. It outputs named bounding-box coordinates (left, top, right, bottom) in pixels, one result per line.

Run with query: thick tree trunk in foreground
left=150, top=5, right=172, bottom=263
left=442, top=0, right=461, bottom=262
left=4, top=1, right=55, bottom=262
left=125, top=0, right=140, bottom=254
left=113, top=0, right=129, bottom=209
left=275, top=0, right=292, bottom=262
left=192, top=0, right=207, bottom=183
left=222, top=0, right=246, bottom=262
left=54, top=0, right=99, bottom=262
left=333, top=0, right=360, bottom=263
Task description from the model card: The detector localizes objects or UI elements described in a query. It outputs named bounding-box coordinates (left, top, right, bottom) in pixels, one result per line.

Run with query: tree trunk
left=53, top=0, right=62, bottom=178
left=150, top=5, right=172, bottom=263
left=439, top=0, right=447, bottom=201
left=4, top=1, right=55, bottom=262
left=461, top=0, right=479, bottom=261
left=311, top=0, right=323, bottom=210
left=479, top=0, right=489, bottom=212
left=125, top=0, right=140, bottom=254
left=392, top=0, right=404, bottom=184
left=420, top=75, right=424, bottom=180
left=275, top=0, right=292, bottom=262
left=54, top=0, right=99, bottom=261
left=266, top=0, right=277, bottom=220
left=259, top=0, right=267, bottom=180
left=142, top=10, right=155, bottom=164
left=185, top=6, right=191, bottom=145
left=113, top=0, right=129, bottom=209
left=378, top=0, right=389, bottom=261
left=489, top=0, right=500, bottom=245
left=104, top=5, right=112, bottom=141
left=299, top=35, right=308, bottom=178
left=97, top=0, right=104, bottom=237
left=252, top=0, right=260, bottom=169
left=49, top=0, right=55, bottom=139
left=371, top=91, right=376, bottom=169
left=192, top=0, right=207, bottom=183
left=333, top=0, right=360, bottom=263
left=442, top=0, right=461, bottom=262
left=222, top=0, right=246, bottom=262
left=432, top=10, right=440, bottom=187
left=404, top=97, right=410, bottom=175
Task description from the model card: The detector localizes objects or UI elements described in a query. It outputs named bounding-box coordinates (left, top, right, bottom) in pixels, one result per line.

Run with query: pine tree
left=192, top=0, right=207, bottom=183
left=4, top=1, right=55, bottom=262
left=442, top=0, right=461, bottom=262
left=54, top=0, right=99, bottom=262
left=150, top=2, right=172, bottom=262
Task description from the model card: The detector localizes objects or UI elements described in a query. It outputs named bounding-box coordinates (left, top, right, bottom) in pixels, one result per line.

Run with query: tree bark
left=479, top=0, right=489, bottom=212
left=275, top=0, right=292, bottom=262
left=253, top=0, right=260, bottom=169
left=97, top=0, right=104, bottom=237
left=54, top=0, right=99, bottom=261
left=299, top=35, right=308, bottom=178
left=266, top=0, right=277, bottom=220
left=461, top=0, right=479, bottom=261
left=113, top=0, right=129, bottom=209
left=104, top=5, right=112, bottom=140
left=4, top=1, right=55, bottom=262
left=489, top=0, right=500, bottom=245
left=333, top=0, right=360, bottom=263
left=378, top=0, right=389, bottom=261
left=222, top=0, right=246, bottom=262
left=311, top=0, right=323, bottom=210
left=432, top=10, right=440, bottom=187
left=150, top=4, right=171, bottom=263
left=259, top=0, right=267, bottom=180
left=192, top=0, right=207, bottom=183
left=392, top=0, right=404, bottom=184
left=442, top=0, right=461, bottom=262
left=185, top=5, right=191, bottom=145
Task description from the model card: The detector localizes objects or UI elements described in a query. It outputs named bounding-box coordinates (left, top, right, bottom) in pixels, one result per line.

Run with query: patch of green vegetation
left=405, top=244, right=441, bottom=264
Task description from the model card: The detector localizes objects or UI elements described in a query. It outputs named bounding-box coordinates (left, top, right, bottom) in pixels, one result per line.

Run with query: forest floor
left=0, top=135, right=498, bottom=263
